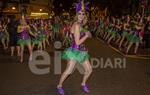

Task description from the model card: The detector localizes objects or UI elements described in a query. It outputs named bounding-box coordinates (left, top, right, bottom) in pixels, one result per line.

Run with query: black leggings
left=9, top=35, right=19, bottom=46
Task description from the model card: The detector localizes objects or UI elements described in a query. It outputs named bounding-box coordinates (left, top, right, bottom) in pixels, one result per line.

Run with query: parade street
left=0, top=38, right=150, bottom=95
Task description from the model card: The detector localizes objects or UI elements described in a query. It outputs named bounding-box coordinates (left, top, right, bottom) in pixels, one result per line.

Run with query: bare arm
left=17, top=26, right=23, bottom=33
left=27, top=25, right=35, bottom=36
left=124, top=23, right=128, bottom=30
left=73, top=23, right=89, bottom=46
left=33, top=25, right=37, bottom=31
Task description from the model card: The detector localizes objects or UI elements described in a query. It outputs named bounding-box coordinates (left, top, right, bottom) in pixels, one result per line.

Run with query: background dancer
left=17, top=15, right=33, bottom=63
left=7, top=16, right=20, bottom=56
left=1, top=19, right=9, bottom=50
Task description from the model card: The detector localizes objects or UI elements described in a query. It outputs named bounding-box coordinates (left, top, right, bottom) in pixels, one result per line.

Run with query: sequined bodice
left=71, top=28, right=87, bottom=51
left=20, top=29, right=30, bottom=39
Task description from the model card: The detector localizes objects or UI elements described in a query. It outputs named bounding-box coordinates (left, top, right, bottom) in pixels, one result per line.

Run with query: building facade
left=0, top=0, right=53, bottom=18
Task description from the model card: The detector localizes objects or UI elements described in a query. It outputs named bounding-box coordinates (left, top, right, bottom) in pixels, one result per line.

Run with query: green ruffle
left=127, top=34, right=140, bottom=43
left=38, top=34, right=45, bottom=41
left=32, top=39, right=40, bottom=45
left=99, top=21, right=104, bottom=28
left=80, top=27, right=88, bottom=33
left=17, top=39, right=31, bottom=45
left=122, top=31, right=128, bottom=37
left=104, top=28, right=109, bottom=32
left=111, top=30, right=117, bottom=37
left=62, top=48, right=90, bottom=63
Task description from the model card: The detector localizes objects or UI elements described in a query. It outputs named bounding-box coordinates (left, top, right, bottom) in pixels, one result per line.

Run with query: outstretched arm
left=27, top=25, right=35, bottom=37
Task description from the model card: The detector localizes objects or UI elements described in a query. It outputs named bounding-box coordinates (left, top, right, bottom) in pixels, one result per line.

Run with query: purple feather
left=74, top=1, right=89, bottom=12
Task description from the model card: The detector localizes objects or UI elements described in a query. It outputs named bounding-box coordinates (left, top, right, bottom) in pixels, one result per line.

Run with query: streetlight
left=12, top=7, right=16, bottom=10
left=40, top=9, right=43, bottom=12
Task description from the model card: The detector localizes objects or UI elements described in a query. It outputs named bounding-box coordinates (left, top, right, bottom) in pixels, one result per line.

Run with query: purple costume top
left=71, top=32, right=87, bottom=51
left=20, top=28, right=30, bottom=40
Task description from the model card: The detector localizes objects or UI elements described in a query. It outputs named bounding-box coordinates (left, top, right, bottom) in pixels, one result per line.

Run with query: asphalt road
left=0, top=38, right=150, bottom=95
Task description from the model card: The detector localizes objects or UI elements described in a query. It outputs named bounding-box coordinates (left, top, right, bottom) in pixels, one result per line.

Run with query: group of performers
left=95, top=13, right=148, bottom=54
left=0, top=0, right=92, bottom=94
left=0, top=0, right=150, bottom=94
left=1, top=10, right=148, bottom=59
left=0, top=15, right=74, bottom=62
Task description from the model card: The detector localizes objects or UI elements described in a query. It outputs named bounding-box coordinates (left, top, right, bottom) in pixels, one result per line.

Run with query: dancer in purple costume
left=57, top=0, right=92, bottom=95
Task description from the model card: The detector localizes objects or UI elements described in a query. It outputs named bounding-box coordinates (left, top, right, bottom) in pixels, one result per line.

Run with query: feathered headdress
left=74, top=0, right=89, bottom=13
left=20, top=14, right=27, bottom=25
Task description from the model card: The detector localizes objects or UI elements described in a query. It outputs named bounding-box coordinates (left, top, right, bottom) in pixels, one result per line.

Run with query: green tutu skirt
left=62, top=48, right=90, bottom=63
left=122, top=31, right=128, bottom=37
left=100, top=24, right=104, bottom=29
left=17, top=39, right=31, bottom=45
left=111, top=30, right=117, bottom=37
left=127, top=34, right=140, bottom=43
left=38, top=34, right=46, bottom=41
left=32, top=39, right=41, bottom=45
left=104, top=28, right=109, bottom=32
